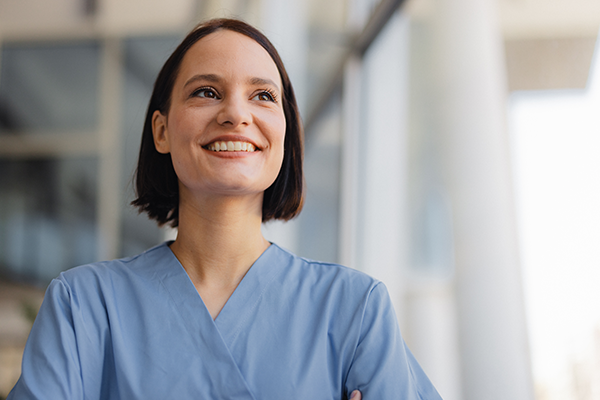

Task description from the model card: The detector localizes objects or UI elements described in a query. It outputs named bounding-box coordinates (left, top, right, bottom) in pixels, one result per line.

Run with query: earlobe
left=152, top=110, right=170, bottom=154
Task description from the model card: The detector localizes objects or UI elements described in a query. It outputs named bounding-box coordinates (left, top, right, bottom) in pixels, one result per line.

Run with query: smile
left=205, top=141, right=257, bottom=152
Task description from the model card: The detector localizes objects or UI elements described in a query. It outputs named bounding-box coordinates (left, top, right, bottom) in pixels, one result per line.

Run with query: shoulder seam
left=343, top=281, right=383, bottom=385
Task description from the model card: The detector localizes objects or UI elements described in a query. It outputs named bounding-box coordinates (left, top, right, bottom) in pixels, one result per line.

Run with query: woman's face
left=152, top=30, right=286, bottom=201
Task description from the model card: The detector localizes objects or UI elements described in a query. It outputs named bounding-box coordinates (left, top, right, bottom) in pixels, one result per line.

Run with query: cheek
left=264, top=115, right=286, bottom=183
left=273, top=119, right=286, bottom=166
left=165, top=113, right=205, bottom=157
left=164, top=115, right=203, bottom=179
left=272, top=112, right=286, bottom=150
left=167, top=111, right=195, bottom=141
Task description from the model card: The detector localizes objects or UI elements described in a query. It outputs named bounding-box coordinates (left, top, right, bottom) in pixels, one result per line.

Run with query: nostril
left=216, top=100, right=252, bottom=127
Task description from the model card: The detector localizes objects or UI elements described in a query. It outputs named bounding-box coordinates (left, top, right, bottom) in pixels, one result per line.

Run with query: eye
left=192, top=87, right=220, bottom=99
left=252, top=90, right=276, bottom=102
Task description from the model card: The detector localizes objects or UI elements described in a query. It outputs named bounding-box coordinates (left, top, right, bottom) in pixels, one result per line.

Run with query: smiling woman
left=133, top=19, right=303, bottom=227
left=151, top=30, right=286, bottom=212
left=7, top=18, right=441, bottom=400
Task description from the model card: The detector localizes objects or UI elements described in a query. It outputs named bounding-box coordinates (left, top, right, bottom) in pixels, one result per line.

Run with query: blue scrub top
left=8, top=242, right=442, bottom=399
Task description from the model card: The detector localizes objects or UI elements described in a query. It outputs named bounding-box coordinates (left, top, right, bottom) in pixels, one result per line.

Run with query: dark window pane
left=0, top=41, right=100, bottom=134
left=0, top=157, right=98, bottom=284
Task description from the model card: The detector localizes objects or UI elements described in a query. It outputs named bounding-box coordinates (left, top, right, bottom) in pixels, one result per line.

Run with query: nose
left=216, top=94, right=252, bottom=127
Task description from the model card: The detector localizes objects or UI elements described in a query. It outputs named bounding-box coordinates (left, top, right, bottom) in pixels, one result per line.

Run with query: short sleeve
left=344, top=283, right=442, bottom=399
left=7, top=278, right=84, bottom=400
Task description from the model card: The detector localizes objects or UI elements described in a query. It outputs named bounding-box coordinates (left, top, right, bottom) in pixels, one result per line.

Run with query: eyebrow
left=249, top=77, right=281, bottom=93
left=183, top=74, right=281, bottom=93
left=183, top=74, right=220, bottom=88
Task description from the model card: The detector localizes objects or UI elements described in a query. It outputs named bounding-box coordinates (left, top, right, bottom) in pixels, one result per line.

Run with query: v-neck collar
left=149, top=242, right=259, bottom=399
left=213, top=243, right=283, bottom=343
left=153, top=242, right=284, bottom=337
left=152, top=242, right=214, bottom=330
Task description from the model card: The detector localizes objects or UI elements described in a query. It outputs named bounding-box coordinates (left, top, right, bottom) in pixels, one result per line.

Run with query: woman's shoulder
left=267, top=243, right=383, bottom=297
left=42, top=242, right=179, bottom=322
left=55, top=241, right=173, bottom=290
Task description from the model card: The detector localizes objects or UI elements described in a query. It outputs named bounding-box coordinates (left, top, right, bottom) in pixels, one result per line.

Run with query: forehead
left=176, top=29, right=282, bottom=88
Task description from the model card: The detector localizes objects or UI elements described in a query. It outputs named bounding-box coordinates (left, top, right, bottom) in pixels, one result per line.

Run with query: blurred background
left=0, top=0, right=599, bottom=399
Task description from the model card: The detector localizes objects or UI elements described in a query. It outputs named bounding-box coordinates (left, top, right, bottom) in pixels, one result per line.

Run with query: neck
left=169, top=191, right=269, bottom=288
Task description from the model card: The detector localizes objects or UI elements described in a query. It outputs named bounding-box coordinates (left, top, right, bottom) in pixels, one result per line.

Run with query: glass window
left=297, top=91, right=343, bottom=264
left=0, top=157, right=98, bottom=284
left=406, top=17, right=455, bottom=276
left=0, top=41, right=100, bottom=134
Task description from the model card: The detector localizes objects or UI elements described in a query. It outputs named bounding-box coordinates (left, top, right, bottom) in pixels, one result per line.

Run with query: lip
left=201, top=135, right=261, bottom=151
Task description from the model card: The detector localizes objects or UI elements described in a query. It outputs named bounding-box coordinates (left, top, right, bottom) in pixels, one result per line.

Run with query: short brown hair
left=132, top=18, right=304, bottom=227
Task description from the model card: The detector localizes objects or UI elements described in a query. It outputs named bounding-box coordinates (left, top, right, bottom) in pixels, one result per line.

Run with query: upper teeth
left=206, top=141, right=256, bottom=152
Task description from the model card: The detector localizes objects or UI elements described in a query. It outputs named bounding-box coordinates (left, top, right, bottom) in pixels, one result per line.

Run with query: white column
left=430, top=0, right=534, bottom=398
left=405, top=282, right=462, bottom=400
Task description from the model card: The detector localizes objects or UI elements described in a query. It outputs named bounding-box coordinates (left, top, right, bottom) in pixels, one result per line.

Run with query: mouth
left=204, top=141, right=258, bottom=152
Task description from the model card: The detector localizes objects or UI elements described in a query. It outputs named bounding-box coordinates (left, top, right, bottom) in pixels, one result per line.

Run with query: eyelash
left=254, top=89, right=278, bottom=103
left=190, top=87, right=278, bottom=103
left=192, top=87, right=220, bottom=99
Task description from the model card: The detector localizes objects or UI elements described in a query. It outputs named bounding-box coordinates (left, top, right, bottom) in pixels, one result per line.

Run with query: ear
left=152, top=110, right=170, bottom=154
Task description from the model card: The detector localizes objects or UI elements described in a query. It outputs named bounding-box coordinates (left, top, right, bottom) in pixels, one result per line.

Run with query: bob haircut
left=132, top=18, right=304, bottom=227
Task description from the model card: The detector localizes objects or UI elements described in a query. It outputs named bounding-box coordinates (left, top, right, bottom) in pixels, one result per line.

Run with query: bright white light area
left=510, top=36, right=600, bottom=399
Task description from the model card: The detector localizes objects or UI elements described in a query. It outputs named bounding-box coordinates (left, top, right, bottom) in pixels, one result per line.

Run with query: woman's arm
left=7, top=279, right=85, bottom=399
left=344, top=283, right=442, bottom=399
